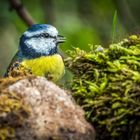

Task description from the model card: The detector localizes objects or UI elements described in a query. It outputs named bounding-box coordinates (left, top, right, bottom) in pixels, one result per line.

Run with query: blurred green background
left=0, top=0, right=140, bottom=76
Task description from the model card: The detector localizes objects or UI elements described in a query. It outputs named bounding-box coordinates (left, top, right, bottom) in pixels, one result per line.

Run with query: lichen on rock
left=65, top=35, right=140, bottom=140
left=8, top=77, right=95, bottom=140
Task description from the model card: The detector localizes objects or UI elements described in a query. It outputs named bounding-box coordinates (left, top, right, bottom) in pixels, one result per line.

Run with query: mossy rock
left=65, top=35, right=140, bottom=140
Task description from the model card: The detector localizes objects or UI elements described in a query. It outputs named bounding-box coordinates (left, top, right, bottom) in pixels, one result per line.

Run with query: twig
left=9, top=0, right=35, bottom=26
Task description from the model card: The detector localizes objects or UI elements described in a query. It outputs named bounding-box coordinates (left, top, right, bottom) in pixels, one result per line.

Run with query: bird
left=5, top=24, right=66, bottom=82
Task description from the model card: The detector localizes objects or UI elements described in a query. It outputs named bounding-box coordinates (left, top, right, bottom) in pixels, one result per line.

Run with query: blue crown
left=27, top=24, right=53, bottom=32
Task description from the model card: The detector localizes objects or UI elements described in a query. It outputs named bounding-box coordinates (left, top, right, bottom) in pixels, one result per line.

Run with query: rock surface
left=8, top=77, right=95, bottom=140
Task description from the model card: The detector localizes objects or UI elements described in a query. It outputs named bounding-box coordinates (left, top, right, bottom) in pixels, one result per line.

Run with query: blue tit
left=5, top=24, right=65, bottom=81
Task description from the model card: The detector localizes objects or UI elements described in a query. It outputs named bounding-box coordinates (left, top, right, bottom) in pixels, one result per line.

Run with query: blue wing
left=4, top=51, right=20, bottom=77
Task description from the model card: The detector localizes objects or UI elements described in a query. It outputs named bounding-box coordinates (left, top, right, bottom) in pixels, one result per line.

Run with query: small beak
left=57, top=35, right=66, bottom=43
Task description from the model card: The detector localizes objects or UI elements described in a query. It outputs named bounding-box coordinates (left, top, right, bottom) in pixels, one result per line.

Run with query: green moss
left=0, top=62, right=38, bottom=140
left=6, top=62, right=33, bottom=78
left=0, top=77, right=31, bottom=140
left=0, top=127, right=14, bottom=140
left=65, top=35, right=140, bottom=140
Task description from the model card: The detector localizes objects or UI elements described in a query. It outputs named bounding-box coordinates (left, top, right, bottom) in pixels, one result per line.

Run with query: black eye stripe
left=22, top=33, right=56, bottom=40
left=41, top=33, right=49, bottom=37
left=41, top=33, right=57, bottom=39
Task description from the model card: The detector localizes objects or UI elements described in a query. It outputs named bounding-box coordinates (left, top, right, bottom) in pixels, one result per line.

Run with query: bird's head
left=19, top=24, right=65, bottom=59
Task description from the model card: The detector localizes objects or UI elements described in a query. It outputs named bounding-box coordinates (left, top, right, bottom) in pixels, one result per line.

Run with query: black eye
left=42, top=33, right=49, bottom=38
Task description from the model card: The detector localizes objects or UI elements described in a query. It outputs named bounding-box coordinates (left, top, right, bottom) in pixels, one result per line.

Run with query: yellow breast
left=21, top=54, right=65, bottom=81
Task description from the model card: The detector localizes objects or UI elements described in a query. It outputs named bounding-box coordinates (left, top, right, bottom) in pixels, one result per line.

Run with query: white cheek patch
left=25, top=37, right=55, bottom=53
left=24, top=27, right=58, bottom=37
